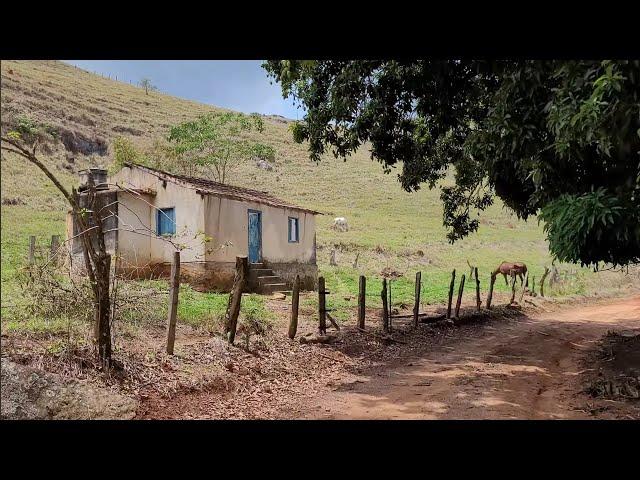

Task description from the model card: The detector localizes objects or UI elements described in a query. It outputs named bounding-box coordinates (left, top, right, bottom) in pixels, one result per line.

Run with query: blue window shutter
left=157, top=208, right=176, bottom=236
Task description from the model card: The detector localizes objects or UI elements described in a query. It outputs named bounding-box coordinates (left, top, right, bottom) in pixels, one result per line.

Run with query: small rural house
left=66, top=164, right=319, bottom=292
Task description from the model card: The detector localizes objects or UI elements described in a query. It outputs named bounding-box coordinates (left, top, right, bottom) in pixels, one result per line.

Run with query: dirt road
left=293, top=296, right=640, bottom=419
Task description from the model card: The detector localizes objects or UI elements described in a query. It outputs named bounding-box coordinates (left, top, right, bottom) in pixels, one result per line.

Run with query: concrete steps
left=248, top=263, right=289, bottom=294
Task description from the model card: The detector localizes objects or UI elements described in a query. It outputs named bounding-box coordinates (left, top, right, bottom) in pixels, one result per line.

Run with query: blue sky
left=63, top=60, right=303, bottom=119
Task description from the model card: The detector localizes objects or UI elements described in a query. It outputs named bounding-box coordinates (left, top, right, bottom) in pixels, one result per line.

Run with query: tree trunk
left=94, top=254, right=112, bottom=367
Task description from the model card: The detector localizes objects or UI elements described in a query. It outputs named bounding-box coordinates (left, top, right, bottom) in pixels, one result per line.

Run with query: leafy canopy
left=167, top=111, right=275, bottom=184
left=263, top=60, right=640, bottom=267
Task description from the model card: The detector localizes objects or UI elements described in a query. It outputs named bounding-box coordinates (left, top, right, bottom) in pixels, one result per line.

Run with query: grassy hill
left=1, top=60, right=636, bottom=326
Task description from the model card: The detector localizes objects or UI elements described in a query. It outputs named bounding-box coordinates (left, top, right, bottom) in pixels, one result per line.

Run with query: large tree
left=263, top=60, right=640, bottom=268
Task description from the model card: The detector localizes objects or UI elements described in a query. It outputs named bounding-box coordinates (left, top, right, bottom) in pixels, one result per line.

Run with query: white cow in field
left=333, top=217, right=349, bottom=232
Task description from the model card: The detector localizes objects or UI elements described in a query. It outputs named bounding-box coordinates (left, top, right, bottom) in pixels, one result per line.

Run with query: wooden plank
left=358, top=275, right=366, bottom=329
left=413, top=271, right=421, bottom=327
left=447, top=269, right=456, bottom=319
left=288, top=274, right=300, bottom=339
left=166, top=251, right=181, bottom=354
left=454, top=274, right=466, bottom=318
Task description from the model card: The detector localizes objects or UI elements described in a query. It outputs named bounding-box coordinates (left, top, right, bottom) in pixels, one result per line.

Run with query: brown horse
left=493, top=261, right=528, bottom=286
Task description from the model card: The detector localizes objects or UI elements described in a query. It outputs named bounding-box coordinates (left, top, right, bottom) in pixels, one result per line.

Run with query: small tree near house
left=167, top=111, right=275, bottom=184
left=2, top=120, right=115, bottom=367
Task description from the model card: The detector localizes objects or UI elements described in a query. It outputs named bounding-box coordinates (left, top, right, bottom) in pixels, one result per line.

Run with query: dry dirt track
left=293, top=296, right=640, bottom=419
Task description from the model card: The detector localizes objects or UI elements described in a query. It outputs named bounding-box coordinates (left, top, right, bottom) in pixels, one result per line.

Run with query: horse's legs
left=503, top=273, right=508, bottom=285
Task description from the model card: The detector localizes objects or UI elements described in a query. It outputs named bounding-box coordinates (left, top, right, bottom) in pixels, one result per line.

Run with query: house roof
left=123, top=163, right=320, bottom=215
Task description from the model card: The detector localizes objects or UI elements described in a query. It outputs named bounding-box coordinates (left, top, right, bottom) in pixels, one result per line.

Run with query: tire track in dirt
left=291, top=296, right=640, bottom=419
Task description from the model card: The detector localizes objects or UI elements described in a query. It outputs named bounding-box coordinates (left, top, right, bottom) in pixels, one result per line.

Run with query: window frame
left=288, top=216, right=300, bottom=243
left=156, top=207, right=176, bottom=237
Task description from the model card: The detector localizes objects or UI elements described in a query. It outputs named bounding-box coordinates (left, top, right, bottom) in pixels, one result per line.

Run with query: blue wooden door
left=248, top=210, right=262, bottom=263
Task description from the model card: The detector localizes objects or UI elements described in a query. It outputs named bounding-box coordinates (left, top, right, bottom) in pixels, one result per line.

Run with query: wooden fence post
left=288, top=275, right=301, bottom=339
left=509, top=272, right=517, bottom=304
left=28, top=235, right=36, bottom=264
left=50, top=235, right=60, bottom=262
left=166, top=251, right=181, bottom=355
left=381, top=278, right=389, bottom=333
left=486, top=273, right=496, bottom=309
left=358, top=275, right=366, bottom=329
left=226, top=255, right=248, bottom=344
left=447, top=269, right=456, bottom=319
left=519, top=271, right=529, bottom=304
left=540, top=267, right=550, bottom=297
left=413, top=271, right=421, bottom=327
left=454, top=274, right=466, bottom=318
left=318, top=276, right=327, bottom=335
left=474, top=267, right=481, bottom=311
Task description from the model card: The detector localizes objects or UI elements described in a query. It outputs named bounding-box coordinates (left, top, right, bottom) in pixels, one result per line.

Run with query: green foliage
left=8, top=115, right=58, bottom=145
left=167, top=111, right=274, bottom=183
left=264, top=60, right=640, bottom=267
left=539, top=188, right=638, bottom=267
left=111, top=136, right=142, bottom=172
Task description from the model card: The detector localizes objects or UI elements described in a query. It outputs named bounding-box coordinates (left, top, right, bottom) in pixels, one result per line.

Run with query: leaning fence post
left=381, top=278, right=389, bottom=333
left=454, top=274, right=466, bottom=318
left=519, top=271, right=529, bottom=304
left=166, top=251, right=181, bottom=355
left=358, top=275, right=366, bottom=329
left=447, top=269, right=456, bottom=319
left=28, top=235, right=36, bottom=264
left=540, top=267, right=550, bottom=297
left=509, top=272, right=517, bottom=304
left=226, top=255, right=248, bottom=344
left=318, top=276, right=327, bottom=335
left=474, top=267, right=481, bottom=311
left=486, top=273, right=496, bottom=309
left=288, top=275, right=300, bottom=339
left=413, top=271, right=421, bottom=327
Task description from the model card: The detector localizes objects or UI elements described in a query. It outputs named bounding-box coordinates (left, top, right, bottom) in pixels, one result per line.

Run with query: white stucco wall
left=110, top=165, right=316, bottom=267
left=111, top=166, right=206, bottom=265
left=204, top=196, right=316, bottom=264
